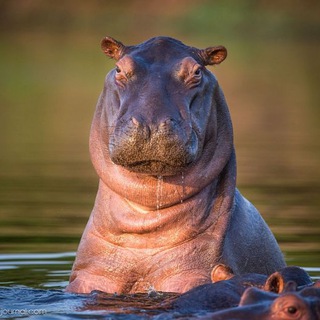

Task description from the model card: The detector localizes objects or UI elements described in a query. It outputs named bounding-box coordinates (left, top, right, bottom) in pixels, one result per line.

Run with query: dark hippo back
left=172, top=272, right=267, bottom=313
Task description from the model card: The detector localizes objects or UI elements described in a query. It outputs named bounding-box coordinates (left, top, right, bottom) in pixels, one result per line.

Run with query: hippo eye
left=194, top=67, right=202, bottom=76
left=115, top=65, right=127, bottom=87
left=287, top=306, right=297, bottom=314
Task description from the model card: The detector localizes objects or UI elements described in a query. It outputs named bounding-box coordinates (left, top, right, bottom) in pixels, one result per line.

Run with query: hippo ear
left=101, top=36, right=125, bottom=60
left=201, top=46, right=227, bottom=66
left=264, top=271, right=285, bottom=293
left=211, top=264, right=234, bottom=282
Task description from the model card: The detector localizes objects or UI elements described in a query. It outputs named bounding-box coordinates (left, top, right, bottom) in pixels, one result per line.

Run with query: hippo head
left=238, top=286, right=320, bottom=320
left=269, top=294, right=317, bottom=320
left=99, top=36, right=227, bottom=176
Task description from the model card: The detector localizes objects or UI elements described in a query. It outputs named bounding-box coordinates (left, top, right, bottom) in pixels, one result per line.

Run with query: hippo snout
left=109, top=114, right=199, bottom=176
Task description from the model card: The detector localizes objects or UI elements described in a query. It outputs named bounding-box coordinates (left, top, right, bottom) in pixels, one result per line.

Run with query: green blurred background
left=0, top=0, right=319, bottom=268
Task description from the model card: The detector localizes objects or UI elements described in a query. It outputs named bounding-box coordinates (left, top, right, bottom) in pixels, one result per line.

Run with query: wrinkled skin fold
left=66, top=36, right=285, bottom=294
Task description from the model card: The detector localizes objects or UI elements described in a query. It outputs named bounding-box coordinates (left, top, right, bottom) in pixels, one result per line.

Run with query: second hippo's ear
left=264, top=271, right=285, bottom=293
left=101, top=36, right=125, bottom=60
left=201, top=46, right=227, bottom=66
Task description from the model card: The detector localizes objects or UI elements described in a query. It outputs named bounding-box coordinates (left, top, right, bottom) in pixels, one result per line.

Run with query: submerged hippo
left=171, top=265, right=313, bottom=313
left=204, top=285, right=320, bottom=320
left=66, top=36, right=285, bottom=294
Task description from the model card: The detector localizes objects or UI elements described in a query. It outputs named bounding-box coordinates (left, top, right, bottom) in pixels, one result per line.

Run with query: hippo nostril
left=131, top=116, right=151, bottom=139
left=158, top=118, right=177, bottom=130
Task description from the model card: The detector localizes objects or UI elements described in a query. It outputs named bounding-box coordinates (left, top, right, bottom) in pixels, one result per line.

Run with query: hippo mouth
left=109, top=122, right=199, bottom=176
left=123, top=159, right=193, bottom=176
left=110, top=137, right=199, bottom=176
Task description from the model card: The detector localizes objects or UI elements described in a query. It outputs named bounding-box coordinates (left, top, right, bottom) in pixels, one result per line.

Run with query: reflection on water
left=0, top=252, right=74, bottom=289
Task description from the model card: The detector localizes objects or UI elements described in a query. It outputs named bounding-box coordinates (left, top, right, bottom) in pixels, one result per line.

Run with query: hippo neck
left=89, top=85, right=237, bottom=247
left=90, top=87, right=235, bottom=210
left=92, top=151, right=236, bottom=248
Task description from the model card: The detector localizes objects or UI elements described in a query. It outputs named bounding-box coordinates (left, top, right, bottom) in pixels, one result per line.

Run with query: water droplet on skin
left=156, top=176, right=163, bottom=212
left=180, top=171, right=185, bottom=203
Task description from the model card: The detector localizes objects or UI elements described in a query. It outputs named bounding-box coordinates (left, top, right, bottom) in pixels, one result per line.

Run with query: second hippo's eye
left=115, top=66, right=121, bottom=73
left=287, top=306, right=297, bottom=314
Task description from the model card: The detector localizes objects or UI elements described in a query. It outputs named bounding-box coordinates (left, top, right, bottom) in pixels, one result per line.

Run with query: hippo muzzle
left=109, top=115, right=199, bottom=176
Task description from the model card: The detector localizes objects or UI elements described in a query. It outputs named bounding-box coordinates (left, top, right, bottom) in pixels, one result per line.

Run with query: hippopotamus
left=66, top=36, right=285, bottom=294
left=202, top=284, right=320, bottom=319
left=171, top=265, right=313, bottom=313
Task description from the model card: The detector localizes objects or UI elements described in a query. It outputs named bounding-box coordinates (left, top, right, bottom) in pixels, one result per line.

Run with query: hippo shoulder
left=221, top=189, right=285, bottom=275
